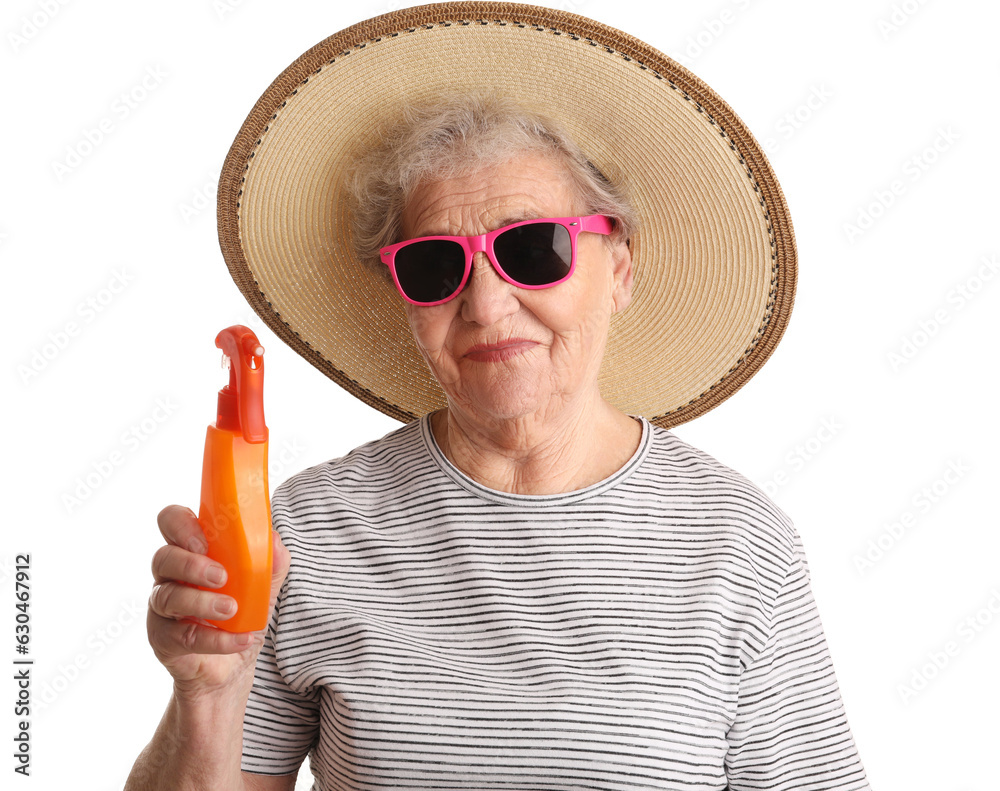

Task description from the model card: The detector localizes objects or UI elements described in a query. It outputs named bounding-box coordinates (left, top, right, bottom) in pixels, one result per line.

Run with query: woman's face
left=400, top=152, right=633, bottom=424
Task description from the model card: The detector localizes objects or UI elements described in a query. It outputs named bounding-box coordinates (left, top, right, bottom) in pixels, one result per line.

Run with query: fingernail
left=206, top=564, right=226, bottom=586
left=187, top=536, right=208, bottom=554
left=214, top=597, right=236, bottom=616
left=236, top=632, right=253, bottom=647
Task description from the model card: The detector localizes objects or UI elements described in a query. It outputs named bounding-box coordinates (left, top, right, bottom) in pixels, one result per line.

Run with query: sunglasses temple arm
left=580, top=215, right=615, bottom=235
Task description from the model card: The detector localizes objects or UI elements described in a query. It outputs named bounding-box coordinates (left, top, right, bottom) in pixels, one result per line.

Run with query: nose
left=459, top=252, right=520, bottom=326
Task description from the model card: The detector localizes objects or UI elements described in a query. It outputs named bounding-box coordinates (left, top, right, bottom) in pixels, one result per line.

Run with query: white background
left=3, top=0, right=999, bottom=789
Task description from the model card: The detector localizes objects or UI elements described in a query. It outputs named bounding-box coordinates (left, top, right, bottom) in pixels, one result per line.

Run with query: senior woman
left=127, top=5, right=869, bottom=790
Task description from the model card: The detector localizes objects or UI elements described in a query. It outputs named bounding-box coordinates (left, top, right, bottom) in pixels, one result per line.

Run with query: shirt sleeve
left=725, top=533, right=870, bottom=790
left=241, top=586, right=321, bottom=776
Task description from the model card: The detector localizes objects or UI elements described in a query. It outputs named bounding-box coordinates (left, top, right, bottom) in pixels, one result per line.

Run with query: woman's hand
left=146, top=504, right=291, bottom=701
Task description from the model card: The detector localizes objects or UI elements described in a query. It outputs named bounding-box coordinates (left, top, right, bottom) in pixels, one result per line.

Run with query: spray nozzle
left=214, top=325, right=267, bottom=443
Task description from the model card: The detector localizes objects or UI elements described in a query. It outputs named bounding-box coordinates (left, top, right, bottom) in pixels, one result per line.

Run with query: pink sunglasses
left=379, top=214, right=614, bottom=306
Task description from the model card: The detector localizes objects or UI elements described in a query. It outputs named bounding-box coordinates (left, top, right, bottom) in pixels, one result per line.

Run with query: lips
left=462, top=338, right=538, bottom=363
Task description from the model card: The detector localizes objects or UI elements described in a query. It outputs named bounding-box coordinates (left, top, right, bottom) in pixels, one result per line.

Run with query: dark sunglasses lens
left=493, top=222, right=572, bottom=286
left=394, top=240, right=466, bottom=303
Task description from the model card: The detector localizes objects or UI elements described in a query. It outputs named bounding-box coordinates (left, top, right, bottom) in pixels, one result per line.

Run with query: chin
left=449, top=378, right=549, bottom=422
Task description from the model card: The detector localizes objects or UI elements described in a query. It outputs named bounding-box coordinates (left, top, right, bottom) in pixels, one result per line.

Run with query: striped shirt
left=242, top=416, right=869, bottom=790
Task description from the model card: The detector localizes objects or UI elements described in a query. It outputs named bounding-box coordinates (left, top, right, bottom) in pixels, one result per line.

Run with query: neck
left=431, top=395, right=642, bottom=495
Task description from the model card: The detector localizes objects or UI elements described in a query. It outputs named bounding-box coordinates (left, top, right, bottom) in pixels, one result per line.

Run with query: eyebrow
left=409, top=213, right=547, bottom=240
left=493, top=213, right=541, bottom=230
left=440, top=214, right=541, bottom=237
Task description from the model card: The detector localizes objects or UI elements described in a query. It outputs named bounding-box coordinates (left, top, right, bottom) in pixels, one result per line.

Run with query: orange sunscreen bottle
left=197, top=325, right=273, bottom=633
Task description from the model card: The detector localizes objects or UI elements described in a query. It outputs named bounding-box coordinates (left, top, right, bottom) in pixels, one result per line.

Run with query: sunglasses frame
left=380, top=214, right=615, bottom=306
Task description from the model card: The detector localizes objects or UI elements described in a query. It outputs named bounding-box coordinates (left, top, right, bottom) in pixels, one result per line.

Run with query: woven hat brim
left=218, top=2, right=796, bottom=428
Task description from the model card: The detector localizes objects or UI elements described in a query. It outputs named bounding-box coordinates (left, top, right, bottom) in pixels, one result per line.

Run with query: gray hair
left=345, top=94, right=638, bottom=269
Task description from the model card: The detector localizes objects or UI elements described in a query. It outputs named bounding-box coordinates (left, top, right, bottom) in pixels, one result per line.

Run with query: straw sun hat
left=217, top=2, right=796, bottom=428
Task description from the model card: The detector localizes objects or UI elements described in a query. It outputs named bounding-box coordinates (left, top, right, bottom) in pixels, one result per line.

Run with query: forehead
left=401, top=152, right=581, bottom=237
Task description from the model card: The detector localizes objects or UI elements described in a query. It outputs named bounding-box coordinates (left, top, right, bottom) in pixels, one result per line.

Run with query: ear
left=609, top=239, right=633, bottom=314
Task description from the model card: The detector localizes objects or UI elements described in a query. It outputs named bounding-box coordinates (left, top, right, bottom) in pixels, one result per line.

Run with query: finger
left=157, top=504, right=209, bottom=554
left=149, top=580, right=238, bottom=623
left=151, top=543, right=228, bottom=589
left=147, top=609, right=257, bottom=658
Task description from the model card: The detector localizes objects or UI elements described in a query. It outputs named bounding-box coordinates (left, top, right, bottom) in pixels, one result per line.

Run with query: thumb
left=268, top=530, right=291, bottom=615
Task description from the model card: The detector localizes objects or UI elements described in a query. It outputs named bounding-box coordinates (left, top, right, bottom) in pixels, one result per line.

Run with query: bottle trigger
left=213, top=325, right=267, bottom=444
